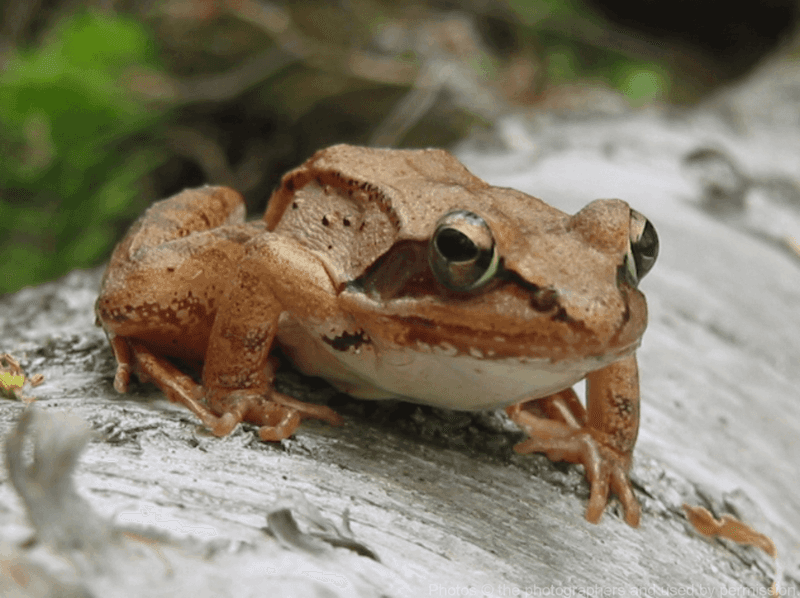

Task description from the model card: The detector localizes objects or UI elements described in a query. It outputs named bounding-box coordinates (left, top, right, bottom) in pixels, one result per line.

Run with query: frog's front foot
left=513, top=428, right=640, bottom=526
left=507, top=396, right=641, bottom=527
left=206, top=389, right=344, bottom=442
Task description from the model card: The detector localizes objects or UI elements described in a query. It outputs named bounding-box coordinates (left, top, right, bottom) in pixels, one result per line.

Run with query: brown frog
left=96, top=144, right=658, bottom=526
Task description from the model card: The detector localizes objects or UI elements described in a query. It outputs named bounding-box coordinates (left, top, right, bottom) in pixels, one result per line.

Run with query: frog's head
left=350, top=190, right=658, bottom=362
left=268, top=145, right=658, bottom=363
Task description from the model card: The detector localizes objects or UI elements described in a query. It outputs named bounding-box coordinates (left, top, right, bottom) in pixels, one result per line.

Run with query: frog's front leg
left=507, top=355, right=641, bottom=527
left=201, top=235, right=344, bottom=441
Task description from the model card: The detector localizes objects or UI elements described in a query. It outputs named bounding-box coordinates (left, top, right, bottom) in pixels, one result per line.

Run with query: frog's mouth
left=338, top=277, right=646, bottom=363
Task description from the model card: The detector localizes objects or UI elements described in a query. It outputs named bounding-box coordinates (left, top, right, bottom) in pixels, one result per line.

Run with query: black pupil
left=436, top=229, right=477, bottom=262
left=632, top=219, right=659, bottom=280
left=635, top=221, right=655, bottom=255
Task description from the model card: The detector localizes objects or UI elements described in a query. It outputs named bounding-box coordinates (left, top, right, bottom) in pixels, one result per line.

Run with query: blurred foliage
left=540, top=40, right=670, bottom=106
left=0, top=0, right=765, bottom=295
left=0, top=11, right=168, bottom=295
left=509, top=0, right=673, bottom=106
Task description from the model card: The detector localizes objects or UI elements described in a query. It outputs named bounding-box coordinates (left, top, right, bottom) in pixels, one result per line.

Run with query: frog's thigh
left=126, top=186, right=246, bottom=252
left=97, top=229, right=249, bottom=340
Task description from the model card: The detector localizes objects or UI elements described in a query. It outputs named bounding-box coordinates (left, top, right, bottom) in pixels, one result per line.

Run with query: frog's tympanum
left=96, top=145, right=658, bottom=526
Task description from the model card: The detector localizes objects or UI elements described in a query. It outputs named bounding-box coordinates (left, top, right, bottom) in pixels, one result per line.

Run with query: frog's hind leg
left=96, top=186, right=260, bottom=366
left=127, top=340, right=240, bottom=436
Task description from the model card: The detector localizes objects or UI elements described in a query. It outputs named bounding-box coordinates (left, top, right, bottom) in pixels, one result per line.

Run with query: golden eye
left=428, top=210, right=499, bottom=292
left=623, top=209, right=659, bottom=286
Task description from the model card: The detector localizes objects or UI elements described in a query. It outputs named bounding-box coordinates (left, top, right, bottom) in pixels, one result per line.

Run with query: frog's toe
left=584, top=457, right=640, bottom=527
left=513, top=430, right=640, bottom=527
left=257, top=408, right=302, bottom=441
left=585, top=475, right=609, bottom=524
left=512, top=432, right=585, bottom=464
left=229, top=391, right=343, bottom=441
left=113, top=364, right=132, bottom=393
left=579, top=434, right=640, bottom=527
left=209, top=411, right=241, bottom=437
left=269, top=391, right=344, bottom=427
left=205, top=389, right=342, bottom=441
left=611, top=466, right=640, bottom=527
left=252, top=397, right=340, bottom=441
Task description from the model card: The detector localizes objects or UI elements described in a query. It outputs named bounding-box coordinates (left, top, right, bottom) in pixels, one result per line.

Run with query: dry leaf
left=682, top=503, right=777, bottom=558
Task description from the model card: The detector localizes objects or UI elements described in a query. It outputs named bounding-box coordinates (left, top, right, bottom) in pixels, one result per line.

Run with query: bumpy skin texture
left=96, top=145, right=653, bottom=526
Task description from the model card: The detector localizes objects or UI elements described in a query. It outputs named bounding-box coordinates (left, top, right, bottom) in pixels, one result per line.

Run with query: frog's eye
left=623, top=209, right=659, bottom=286
left=429, top=210, right=500, bottom=292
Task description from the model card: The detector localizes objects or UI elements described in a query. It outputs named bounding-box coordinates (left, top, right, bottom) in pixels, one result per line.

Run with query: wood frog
left=96, top=145, right=658, bottom=526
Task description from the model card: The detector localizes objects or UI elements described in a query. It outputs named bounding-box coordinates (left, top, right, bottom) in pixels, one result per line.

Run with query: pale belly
left=276, top=317, right=630, bottom=411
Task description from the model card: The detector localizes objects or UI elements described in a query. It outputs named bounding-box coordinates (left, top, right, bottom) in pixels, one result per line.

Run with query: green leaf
left=615, top=65, right=669, bottom=106
left=0, top=10, right=168, bottom=295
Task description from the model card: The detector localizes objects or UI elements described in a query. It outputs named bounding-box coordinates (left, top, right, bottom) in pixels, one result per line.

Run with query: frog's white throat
left=276, top=316, right=634, bottom=411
